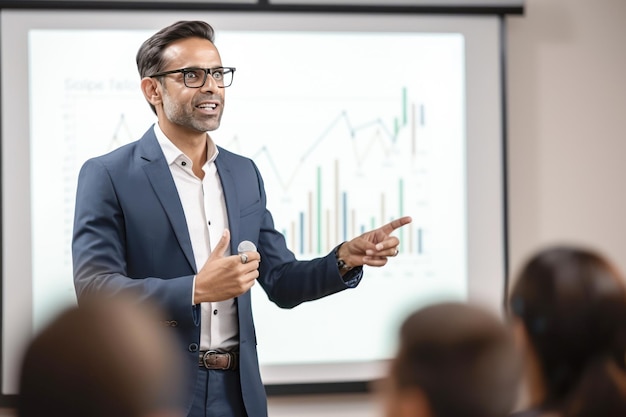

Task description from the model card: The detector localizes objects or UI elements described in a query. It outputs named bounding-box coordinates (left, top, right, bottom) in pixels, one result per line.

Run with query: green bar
left=399, top=178, right=404, bottom=243
left=402, top=87, right=407, bottom=126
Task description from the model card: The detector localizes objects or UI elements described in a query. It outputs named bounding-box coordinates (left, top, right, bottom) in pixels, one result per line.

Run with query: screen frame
left=0, top=0, right=525, bottom=14
left=0, top=2, right=518, bottom=406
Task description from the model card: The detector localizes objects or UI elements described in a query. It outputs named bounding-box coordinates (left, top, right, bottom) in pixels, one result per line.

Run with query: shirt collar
left=153, top=123, right=219, bottom=167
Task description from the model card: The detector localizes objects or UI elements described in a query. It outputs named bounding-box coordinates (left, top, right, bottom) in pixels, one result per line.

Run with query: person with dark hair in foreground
left=72, top=19, right=412, bottom=417
left=382, top=302, right=522, bottom=417
left=18, top=295, right=184, bottom=417
left=508, top=245, right=626, bottom=417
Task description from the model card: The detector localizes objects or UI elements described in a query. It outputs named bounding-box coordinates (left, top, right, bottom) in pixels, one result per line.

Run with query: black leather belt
left=199, top=351, right=238, bottom=370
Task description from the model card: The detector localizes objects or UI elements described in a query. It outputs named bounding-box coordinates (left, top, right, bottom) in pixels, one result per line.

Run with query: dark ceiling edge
left=0, top=1, right=524, bottom=15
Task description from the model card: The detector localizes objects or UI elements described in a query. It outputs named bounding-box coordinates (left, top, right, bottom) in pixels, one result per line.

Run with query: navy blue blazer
left=72, top=126, right=361, bottom=416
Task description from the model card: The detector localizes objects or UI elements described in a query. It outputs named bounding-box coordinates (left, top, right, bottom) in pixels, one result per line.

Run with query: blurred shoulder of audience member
left=508, top=245, right=626, bottom=417
left=18, top=294, right=185, bottom=417
left=382, top=301, right=521, bottom=417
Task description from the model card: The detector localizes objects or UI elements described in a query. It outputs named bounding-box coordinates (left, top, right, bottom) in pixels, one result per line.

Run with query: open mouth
left=197, top=103, right=218, bottom=110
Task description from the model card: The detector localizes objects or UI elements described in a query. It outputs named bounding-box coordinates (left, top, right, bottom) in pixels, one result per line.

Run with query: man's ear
left=511, top=316, right=530, bottom=353
left=395, top=386, right=433, bottom=417
left=140, top=77, right=162, bottom=107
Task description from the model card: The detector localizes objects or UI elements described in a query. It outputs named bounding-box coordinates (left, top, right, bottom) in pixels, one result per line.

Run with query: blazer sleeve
left=72, top=156, right=199, bottom=327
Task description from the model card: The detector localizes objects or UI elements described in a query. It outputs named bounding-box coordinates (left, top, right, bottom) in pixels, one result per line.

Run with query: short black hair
left=391, top=302, right=521, bottom=417
left=136, top=21, right=216, bottom=114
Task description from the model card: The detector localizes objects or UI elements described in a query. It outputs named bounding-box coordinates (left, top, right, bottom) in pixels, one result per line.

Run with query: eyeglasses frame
left=147, top=66, right=236, bottom=88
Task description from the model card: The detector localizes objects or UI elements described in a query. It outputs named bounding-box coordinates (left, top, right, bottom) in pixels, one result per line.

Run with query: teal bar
left=399, top=178, right=404, bottom=243
left=402, top=87, right=407, bottom=126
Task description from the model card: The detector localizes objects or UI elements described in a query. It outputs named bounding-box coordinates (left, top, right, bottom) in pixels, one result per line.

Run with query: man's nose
left=199, top=72, right=219, bottom=92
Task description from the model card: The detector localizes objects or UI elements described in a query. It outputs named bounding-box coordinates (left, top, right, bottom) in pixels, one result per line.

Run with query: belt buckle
left=202, top=350, right=230, bottom=370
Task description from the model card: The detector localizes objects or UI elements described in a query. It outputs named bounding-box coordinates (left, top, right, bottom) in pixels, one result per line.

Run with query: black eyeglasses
left=147, top=67, right=236, bottom=88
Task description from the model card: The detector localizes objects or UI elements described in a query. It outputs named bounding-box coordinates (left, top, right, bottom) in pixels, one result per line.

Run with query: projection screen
left=2, top=8, right=506, bottom=397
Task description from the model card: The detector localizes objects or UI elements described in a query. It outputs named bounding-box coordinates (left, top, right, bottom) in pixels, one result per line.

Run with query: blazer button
left=188, top=343, right=199, bottom=352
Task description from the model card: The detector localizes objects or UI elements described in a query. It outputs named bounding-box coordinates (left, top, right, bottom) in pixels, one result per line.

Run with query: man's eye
left=184, top=71, right=200, bottom=79
left=212, top=71, right=224, bottom=80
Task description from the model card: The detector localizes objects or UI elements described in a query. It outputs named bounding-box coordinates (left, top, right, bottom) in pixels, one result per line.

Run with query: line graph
left=222, top=86, right=432, bottom=257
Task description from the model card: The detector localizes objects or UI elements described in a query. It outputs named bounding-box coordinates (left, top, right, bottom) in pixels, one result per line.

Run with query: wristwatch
left=334, top=243, right=353, bottom=271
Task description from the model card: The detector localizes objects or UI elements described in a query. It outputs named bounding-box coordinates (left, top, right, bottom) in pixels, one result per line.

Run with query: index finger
left=380, top=216, right=412, bottom=234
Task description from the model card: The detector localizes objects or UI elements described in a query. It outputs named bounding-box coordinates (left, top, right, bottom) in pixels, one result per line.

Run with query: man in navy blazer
left=72, top=20, right=411, bottom=417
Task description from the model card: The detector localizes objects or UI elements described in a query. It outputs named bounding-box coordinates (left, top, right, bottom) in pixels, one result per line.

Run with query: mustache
left=193, top=94, right=223, bottom=105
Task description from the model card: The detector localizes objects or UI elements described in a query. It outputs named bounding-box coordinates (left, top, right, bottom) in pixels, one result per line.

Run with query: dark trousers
left=188, top=368, right=249, bottom=417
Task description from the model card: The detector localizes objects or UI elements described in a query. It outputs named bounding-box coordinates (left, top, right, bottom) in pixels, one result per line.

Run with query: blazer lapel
left=215, top=150, right=240, bottom=256
left=138, top=130, right=197, bottom=272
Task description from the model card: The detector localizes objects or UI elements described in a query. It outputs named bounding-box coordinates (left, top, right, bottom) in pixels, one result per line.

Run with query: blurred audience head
left=383, top=301, right=521, bottom=417
left=509, top=245, right=626, bottom=417
left=18, top=294, right=184, bottom=417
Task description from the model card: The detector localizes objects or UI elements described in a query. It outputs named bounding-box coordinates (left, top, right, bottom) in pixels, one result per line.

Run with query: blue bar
left=342, top=192, right=348, bottom=241
left=417, top=228, right=423, bottom=254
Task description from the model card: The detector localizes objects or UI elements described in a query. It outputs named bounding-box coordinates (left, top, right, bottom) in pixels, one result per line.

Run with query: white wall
left=267, top=0, right=626, bottom=415
left=1, top=0, right=623, bottom=416
left=507, top=0, right=626, bottom=277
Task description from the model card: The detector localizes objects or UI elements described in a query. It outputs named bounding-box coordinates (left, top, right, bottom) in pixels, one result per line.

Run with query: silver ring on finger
left=240, top=253, right=249, bottom=264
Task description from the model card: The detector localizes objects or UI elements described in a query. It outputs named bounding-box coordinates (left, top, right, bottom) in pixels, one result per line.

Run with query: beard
left=162, top=89, right=224, bottom=133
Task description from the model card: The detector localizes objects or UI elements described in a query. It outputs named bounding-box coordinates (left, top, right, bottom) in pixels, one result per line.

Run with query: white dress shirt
left=155, top=124, right=238, bottom=351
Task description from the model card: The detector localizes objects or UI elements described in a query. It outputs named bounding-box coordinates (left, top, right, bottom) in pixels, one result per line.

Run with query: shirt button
left=181, top=161, right=187, bottom=166
left=213, top=309, right=218, bottom=315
